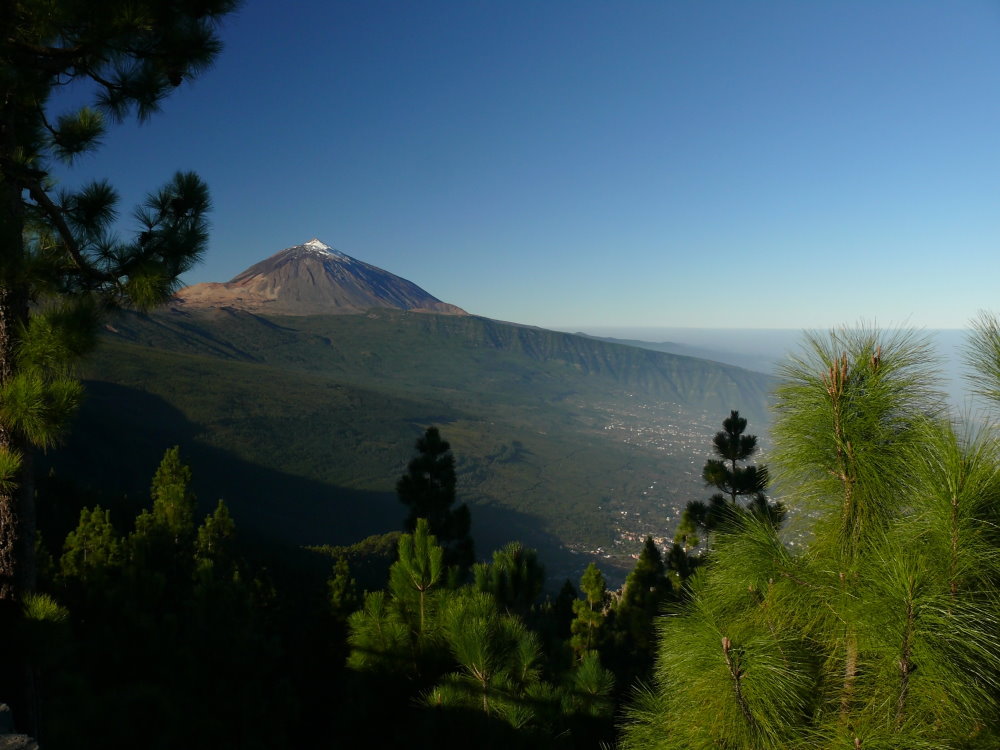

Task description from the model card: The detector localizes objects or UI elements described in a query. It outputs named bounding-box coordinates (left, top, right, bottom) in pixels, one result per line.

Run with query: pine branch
left=23, top=181, right=112, bottom=284
left=721, top=636, right=757, bottom=732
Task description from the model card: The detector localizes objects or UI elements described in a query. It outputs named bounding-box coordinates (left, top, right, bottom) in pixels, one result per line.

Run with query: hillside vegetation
left=47, top=308, right=775, bottom=576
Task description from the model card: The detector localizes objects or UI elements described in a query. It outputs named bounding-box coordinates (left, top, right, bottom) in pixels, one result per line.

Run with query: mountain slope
left=103, top=307, right=775, bottom=425
left=175, top=239, right=466, bottom=315
left=51, top=306, right=779, bottom=581
left=49, top=239, right=778, bottom=577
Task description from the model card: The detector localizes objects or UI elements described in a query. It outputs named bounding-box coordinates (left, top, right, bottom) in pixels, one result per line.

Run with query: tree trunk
left=0, top=178, right=32, bottom=602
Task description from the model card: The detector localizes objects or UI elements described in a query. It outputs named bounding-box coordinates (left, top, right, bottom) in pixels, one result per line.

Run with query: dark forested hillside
left=46, top=308, right=775, bottom=578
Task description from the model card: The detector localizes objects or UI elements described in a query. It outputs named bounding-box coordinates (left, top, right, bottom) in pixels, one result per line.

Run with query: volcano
left=173, top=239, right=467, bottom=316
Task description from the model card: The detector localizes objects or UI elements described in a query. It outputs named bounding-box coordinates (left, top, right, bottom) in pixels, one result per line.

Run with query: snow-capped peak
left=303, top=238, right=332, bottom=251
left=296, top=238, right=352, bottom=262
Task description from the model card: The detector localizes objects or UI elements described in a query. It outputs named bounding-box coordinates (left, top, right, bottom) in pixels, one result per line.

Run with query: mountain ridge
left=102, top=306, right=775, bottom=426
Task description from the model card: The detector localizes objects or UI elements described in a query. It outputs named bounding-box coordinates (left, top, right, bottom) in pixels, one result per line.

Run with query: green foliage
left=22, top=592, right=69, bottom=625
left=0, top=0, right=237, bottom=604
left=149, top=446, right=197, bottom=541
left=18, top=301, right=101, bottom=374
left=0, top=370, right=84, bottom=449
left=345, top=526, right=617, bottom=745
left=59, top=506, right=121, bottom=583
left=772, top=327, right=940, bottom=563
left=623, top=326, right=1000, bottom=749
left=675, top=410, right=782, bottom=558
left=611, top=536, right=672, bottom=679
left=127, top=446, right=201, bottom=599
left=390, top=519, right=445, bottom=633
left=473, top=542, right=544, bottom=617
left=327, top=554, right=361, bottom=621
left=0, top=447, right=22, bottom=494
left=60, top=306, right=777, bottom=568
left=570, top=563, right=608, bottom=658
left=194, top=499, right=237, bottom=582
left=964, top=311, right=1000, bottom=405
left=428, top=591, right=543, bottom=722
left=348, top=519, right=449, bottom=675
left=37, top=443, right=298, bottom=749
left=398, top=427, right=474, bottom=569
left=346, top=589, right=413, bottom=674
left=563, top=650, right=615, bottom=719
left=196, top=500, right=235, bottom=558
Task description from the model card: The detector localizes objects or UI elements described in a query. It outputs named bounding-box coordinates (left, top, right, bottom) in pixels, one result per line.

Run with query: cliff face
left=174, top=239, right=467, bottom=316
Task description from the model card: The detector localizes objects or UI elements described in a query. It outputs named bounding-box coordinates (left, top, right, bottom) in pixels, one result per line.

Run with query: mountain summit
left=174, top=239, right=466, bottom=315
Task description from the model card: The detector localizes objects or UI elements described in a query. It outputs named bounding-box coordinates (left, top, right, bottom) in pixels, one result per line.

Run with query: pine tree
left=59, top=506, right=121, bottom=584
left=148, top=446, right=197, bottom=543
left=0, top=0, right=237, bottom=601
left=704, top=411, right=766, bottom=506
left=551, top=579, right=578, bottom=640
left=327, top=554, right=361, bottom=623
left=612, top=537, right=672, bottom=681
left=426, top=591, right=543, bottom=722
left=473, top=542, right=544, bottom=618
left=194, top=499, right=237, bottom=585
left=562, top=650, right=616, bottom=731
left=390, top=518, right=446, bottom=639
left=348, top=518, right=449, bottom=675
left=622, top=326, right=1000, bottom=749
left=570, top=563, right=608, bottom=658
left=397, top=427, right=474, bottom=569
left=129, top=446, right=199, bottom=594
left=675, top=411, right=783, bottom=556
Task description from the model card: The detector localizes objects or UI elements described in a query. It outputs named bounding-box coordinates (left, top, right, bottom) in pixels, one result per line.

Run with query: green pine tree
left=149, top=446, right=197, bottom=543
left=611, top=536, right=672, bottom=681
left=570, top=563, right=608, bottom=659
left=348, top=518, right=449, bottom=676
left=194, top=499, right=237, bottom=584
left=0, top=0, right=237, bottom=601
left=675, top=411, right=783, bottom=557
left=397, top=427, right=474, bottom=569
left=128, top=446, right=199, bottom=591
left=622, top=325, right=1000, bottom=749
left=327, top=553, right=361, bottom=623
left=59, top=506, right=121, bottom=584
left=472, top=542, right=545, bottom=618
left=426, top=591, right=543, bottom=722
left=561, top=650, right=615, bottom=728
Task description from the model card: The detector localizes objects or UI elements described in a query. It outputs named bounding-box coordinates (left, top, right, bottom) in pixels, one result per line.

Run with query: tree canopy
left=0, top=0, right=238, bottom=600
left=622, top=325, right=1000, bottom=749
left=397, top=427, right=473, bottom=569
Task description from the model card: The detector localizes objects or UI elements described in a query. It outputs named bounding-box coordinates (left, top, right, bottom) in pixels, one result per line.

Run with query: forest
left=8, top=321, right=1000, bottom=749
left=4, top=3, right=1000, bottom=748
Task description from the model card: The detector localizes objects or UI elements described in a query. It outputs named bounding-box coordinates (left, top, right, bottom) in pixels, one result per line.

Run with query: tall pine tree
left=623, top=326, right=1000, bottom=749
left=675, top=410, right=783, bottom=554
left=570, top=563, right=608, bottom=659
left=0, top=0, right=238, bottom=601
left=397, top=427, right=474, bottom=569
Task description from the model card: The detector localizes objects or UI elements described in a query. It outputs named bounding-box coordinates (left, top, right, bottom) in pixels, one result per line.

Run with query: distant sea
left=557, top=327, right=980, bottom=412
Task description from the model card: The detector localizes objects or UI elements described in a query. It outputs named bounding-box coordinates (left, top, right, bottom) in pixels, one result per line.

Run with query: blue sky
left=55, top=1, right=1000, bottom=329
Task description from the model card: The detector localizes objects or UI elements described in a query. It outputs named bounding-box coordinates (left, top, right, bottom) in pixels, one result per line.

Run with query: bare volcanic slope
left=175, top=239, right=467, bottom=315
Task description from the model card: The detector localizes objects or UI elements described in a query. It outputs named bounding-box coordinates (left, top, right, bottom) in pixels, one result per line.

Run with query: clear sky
left=54, top=1, right=1000, bottom=330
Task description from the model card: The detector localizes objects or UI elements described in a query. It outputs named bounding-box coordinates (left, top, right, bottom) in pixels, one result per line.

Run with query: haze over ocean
left=565, top=327, right=976, bottom=411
